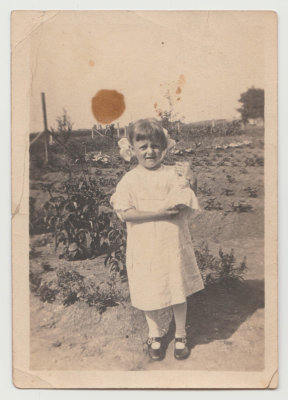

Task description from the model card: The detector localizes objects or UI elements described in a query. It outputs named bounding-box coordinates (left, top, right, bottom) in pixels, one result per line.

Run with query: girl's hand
left=158, top=206, right=180, bottom=218
left=173, top=204, right=188, bottom=211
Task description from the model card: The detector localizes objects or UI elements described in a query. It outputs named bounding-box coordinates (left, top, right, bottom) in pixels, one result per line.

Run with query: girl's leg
left=172, top=302, right=187, bottom=349
left=145, top=310, right=162, bottom=349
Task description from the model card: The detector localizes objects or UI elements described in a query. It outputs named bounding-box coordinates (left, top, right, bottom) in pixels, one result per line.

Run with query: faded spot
left=176, top=87, right=182, bottom=95
left=91, top=90, right=125, bottom=124
left=89, top=60, right=95, bottom=67
left=177, top=74, right=186, bottom=86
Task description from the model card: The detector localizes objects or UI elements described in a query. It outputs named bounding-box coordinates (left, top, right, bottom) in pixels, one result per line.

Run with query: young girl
left=110, top=118, right=204, bottom=361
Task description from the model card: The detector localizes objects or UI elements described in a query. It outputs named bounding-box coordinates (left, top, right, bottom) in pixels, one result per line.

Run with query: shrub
left=30, top=175, right=127, bottom=278
left=195, top=242, right=247, bottom=288
left=29, top=197, right=47, bottom=234
left=204, top=197, right=223, bottom=211
left=199, top=183, right=212, bottom=196
left=231, top=201, right=253, bottom=213
left=226, top=174, right=236, bottom=184
left=29, top=271, right=59, bottom=303
left=221, top=188, right=235, bottom=196
left=243, top=186, right=258, bottom=198
left=245, top=155, right=264, bottom=167
left=29, top=267, right=125, bottom=312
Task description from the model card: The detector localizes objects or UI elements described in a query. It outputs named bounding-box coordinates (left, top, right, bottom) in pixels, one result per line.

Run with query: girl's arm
left=121, top=207, right=179, bottom=222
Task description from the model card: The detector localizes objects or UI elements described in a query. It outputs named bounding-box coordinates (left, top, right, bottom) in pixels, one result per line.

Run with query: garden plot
left=29, top=126, right=264, bottom=370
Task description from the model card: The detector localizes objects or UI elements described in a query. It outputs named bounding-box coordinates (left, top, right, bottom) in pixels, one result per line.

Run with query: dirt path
left=30, top=238, right=264, bottom=371
left=30, top=281, right=264, bottom=371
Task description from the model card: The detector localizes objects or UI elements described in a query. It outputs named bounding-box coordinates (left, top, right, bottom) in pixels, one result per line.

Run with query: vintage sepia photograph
left=11, top=10, right=277, bottom=388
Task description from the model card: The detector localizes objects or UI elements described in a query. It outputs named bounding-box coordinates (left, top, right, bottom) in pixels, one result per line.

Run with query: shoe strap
left=147, top=337, right=161, bottom=345
left=175, top=337, right=187, bottom=344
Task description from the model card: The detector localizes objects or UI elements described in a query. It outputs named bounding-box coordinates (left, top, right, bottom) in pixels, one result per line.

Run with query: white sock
left=173, top=302, right=187, bottom=349
left=145, top=310, right=162, bottom=349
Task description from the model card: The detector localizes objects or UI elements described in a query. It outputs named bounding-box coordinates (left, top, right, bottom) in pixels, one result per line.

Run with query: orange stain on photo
left=177, top=74, right=186, bottom=86
left=89, top=60, right=95, bottom=67
left=91, top=90, right=125, bottom=124
left=154, top=102, right=162, bottom=117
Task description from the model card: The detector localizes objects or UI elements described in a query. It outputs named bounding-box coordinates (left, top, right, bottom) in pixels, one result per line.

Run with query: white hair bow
left=118, top=137, right=133, bottom=161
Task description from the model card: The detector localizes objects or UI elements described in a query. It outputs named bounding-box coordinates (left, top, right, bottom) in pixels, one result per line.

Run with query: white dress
left=110, top=164, right=204, bottom=311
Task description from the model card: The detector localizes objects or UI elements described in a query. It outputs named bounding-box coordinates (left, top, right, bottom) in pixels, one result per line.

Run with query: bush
left=29, top=271, right=59, bottom=303
left=30, top=175, right=127, bottom=278
left=221, top=188, right=235, bottom=196
left=231, top=201, right=253, bottom=213
left=199, top=183, right=212, bottom=196
left=204, top=197, right=223, bottom=211
left=195, top=242, right=247, bottom=288
left=245, top=155, right=264, bottom=167
left=243, top=186, right=258, bottom=198
left=226, top=174, right=236, bottom=184
left=29, top=267, right=125, bottom=312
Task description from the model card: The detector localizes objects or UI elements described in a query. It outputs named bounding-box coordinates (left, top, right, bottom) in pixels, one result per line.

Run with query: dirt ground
left=29, top=126, right=265, bottom=371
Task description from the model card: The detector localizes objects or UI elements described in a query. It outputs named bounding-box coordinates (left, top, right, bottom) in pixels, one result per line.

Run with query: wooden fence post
left=211, top=119, right=215, bottom=134
left=41, top=92, right=49, bottom=164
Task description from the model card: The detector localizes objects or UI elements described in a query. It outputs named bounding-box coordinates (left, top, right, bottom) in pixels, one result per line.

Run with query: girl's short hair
left=128, top=118, right=168, bottom=149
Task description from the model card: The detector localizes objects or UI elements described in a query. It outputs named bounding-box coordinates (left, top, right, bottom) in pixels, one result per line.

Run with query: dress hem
left=130, top=284, right=205, bottom=312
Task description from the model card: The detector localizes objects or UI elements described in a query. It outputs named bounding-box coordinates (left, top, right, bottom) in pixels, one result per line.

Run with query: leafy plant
left=29, top=267, right=125, bottom=312
left=199, top=183, right=212, bottom=196
left=29, top=271, right=59, bottom=303
left=221, top=188, right=235, bottom=196
left=231, top=201, right=253, bottom=213
left=29, top=197, right=46, bottom=234
left=51, top=108, right=74, bottom=143
left=31, top=176, right=127, bottom=277
left=245, top=155, right=264, bottom=167
left=195, top=242, right=247, bottom=288
left=226, top=174, right=236, bottom=184
left=204, top=197, right=223, bottom=211
left=243, top=186, right=258, bottom=198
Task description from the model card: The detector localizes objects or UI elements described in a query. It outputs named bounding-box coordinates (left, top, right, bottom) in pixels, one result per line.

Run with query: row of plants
left=30, top=241, right=247, bottom=308
left=179, top=120, right=243, bottom=140
left=29, top=267, right=125, bottom=313
left=203, top=198, right=254, bottom=212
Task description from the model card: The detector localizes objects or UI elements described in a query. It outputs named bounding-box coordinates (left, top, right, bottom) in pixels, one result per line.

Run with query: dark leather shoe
left=174, top=337, right=190, bottom=360
left=147, top=337, right=163, bottom=361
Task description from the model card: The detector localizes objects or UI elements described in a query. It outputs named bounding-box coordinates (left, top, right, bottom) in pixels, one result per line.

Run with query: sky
left=29, top=11, right=266, bottom=132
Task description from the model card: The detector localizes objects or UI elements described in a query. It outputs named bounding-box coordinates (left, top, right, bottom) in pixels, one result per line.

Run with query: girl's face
left=132, top=138, right=166, bottom=169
